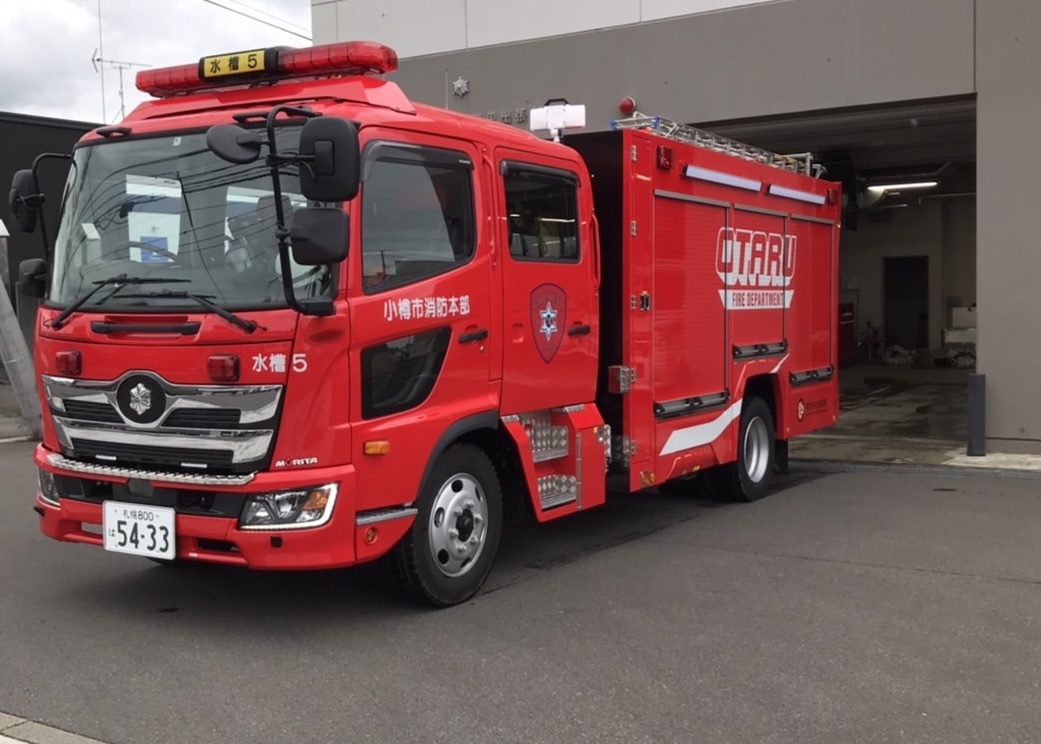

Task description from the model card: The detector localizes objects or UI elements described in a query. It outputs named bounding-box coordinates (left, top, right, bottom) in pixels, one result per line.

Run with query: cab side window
left=361, top=145, right=475, bottom=292
left=503, top=167, right=579, bottom=263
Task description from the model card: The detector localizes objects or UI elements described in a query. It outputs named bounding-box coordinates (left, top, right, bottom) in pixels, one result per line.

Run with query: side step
left=521, top=411, right=569, bottom=463
left=537, top=474, right=578, bottom=510
left=501, top=405, right=609, bottom=523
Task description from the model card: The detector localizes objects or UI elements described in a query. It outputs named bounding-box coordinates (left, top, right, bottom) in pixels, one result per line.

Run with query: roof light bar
left=135, top=41, right=399, bottom=98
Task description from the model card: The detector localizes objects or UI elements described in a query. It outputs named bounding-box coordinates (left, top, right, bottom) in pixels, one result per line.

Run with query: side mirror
left=18, top=258, right=48, bottom=298
left=9, top=169, right=40, bottom=234
left=206, top=124, right=264, bottom=164
left=299, top=117, right=360, bottom=203
left=289, top=207, right=348, bottom=266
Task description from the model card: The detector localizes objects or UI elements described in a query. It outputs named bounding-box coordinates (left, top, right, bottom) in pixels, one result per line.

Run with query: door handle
left=567, top=323, right=591, bottom=336
left=458, top=328, right=489, bottom=344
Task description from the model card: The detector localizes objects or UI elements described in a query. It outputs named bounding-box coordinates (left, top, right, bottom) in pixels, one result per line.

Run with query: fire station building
left=312, top=0, right=1040, bottom=457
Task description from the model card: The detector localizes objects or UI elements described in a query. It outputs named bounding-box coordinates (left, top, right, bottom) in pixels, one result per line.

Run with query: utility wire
left=198, top=0, right=311, bottom=40
left=222, top=0, right=311, bottom=34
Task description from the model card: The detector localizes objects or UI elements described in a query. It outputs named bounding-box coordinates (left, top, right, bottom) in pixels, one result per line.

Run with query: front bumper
left=32, top=445, right=416, bottom=570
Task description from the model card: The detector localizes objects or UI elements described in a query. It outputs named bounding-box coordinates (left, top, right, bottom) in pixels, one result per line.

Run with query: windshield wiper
left=122, top=290, right=261, bottom=334
left=51, top=274, right=190, bottom=330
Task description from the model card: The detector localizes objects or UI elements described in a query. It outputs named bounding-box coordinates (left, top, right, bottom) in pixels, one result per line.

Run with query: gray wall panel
left=387, top=0, right=976, bottom=128
left=975, top=0, right=1041, bottom=453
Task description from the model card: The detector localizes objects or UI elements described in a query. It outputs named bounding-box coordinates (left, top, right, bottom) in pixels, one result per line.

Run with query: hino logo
left=128, top=383, right=152, bottom=416
left=715, top=227, right=796, bottom=310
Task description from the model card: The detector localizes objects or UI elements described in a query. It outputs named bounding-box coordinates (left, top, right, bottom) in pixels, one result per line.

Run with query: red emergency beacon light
left=135, top=40, right=398, bottom=97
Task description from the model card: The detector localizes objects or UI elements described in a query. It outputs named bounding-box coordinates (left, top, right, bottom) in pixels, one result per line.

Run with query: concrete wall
left=839, top=199, right=976, bottom=353
left=975, top=0, right=1041, bottom=454
left=311, top=0, right=780, bottom=57
left=317, top=0, right=976, bottom=131
left=942, top=196, right=977, bottom=313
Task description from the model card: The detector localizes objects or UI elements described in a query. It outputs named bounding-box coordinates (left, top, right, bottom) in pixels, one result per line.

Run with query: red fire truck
left=8, top=40, right=841, bottom=607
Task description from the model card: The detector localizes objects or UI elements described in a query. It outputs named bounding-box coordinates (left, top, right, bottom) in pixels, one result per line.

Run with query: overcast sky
left=1, top=0, right=313, bottom=124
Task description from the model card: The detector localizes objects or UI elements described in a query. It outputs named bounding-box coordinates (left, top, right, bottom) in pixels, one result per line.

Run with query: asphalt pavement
left=0, top=440, right=1038, bottom=744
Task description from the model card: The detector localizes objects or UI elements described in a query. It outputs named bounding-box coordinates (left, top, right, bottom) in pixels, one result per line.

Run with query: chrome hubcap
left=743, top=416, right=771, bottom=483
left=428, top=472, right=488, bottom=578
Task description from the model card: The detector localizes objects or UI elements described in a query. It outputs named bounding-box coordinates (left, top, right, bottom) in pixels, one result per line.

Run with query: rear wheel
left=717, top=396, right=776, bottom=502
left=390, top=443, right=503, bottom=607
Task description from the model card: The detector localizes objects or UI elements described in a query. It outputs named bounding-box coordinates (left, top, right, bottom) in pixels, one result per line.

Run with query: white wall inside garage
left=310, top=0, right=778, bottom=57
left=839, top=197, right=976, bottom=353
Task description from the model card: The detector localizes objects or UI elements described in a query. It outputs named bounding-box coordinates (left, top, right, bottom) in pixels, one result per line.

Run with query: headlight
left=38, top=469, right=59, bottom=506
left=239, top=484, right=337, bottom=530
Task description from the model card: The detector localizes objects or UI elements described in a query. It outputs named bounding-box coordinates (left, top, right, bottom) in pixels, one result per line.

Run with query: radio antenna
left=91, top=50, right=151, bottom=121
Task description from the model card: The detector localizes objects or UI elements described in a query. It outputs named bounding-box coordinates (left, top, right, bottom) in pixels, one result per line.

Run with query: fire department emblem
left=129, top=383, right=152, bottom=416
left=530, top=283, right=567, bottom=363
left=116, top=374, right=167, bottom=425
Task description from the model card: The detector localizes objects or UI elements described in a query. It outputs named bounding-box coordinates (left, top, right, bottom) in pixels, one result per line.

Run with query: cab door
left=346, top=129, right=498, bottom=513
left=494, top=148, right=599, bottom=415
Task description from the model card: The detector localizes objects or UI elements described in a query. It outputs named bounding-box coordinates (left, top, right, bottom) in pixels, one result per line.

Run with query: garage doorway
left=883, top=256, right=929, bottom=350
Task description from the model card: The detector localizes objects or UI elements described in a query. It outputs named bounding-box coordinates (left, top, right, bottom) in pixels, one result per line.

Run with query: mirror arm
left=262, top=104, right=327, bottom=317
left=28, top=152, right=72, bottom=262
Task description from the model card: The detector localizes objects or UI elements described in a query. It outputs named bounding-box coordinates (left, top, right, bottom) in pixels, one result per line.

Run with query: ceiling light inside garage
left=867, top=181, right=938, bottom=193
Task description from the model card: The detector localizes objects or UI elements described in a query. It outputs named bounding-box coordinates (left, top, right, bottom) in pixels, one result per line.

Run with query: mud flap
left=775, top=438, right=789, bottom=475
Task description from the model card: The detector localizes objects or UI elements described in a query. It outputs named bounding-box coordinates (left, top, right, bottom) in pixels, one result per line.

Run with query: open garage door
left=700, top=96, right=978, bottom=466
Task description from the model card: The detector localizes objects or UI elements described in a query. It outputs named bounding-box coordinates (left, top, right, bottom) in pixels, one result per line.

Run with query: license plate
left=102, top=501, right=176, bottom=560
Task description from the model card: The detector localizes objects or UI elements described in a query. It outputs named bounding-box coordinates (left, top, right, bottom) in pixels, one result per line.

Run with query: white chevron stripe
left=659, top=399, right=743, bottom=456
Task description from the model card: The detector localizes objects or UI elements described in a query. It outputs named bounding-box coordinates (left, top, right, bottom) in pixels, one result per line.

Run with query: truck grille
left=59, top=400, right=242, bottom=429
left=70, top=439, right=236, bottom=471
left=164, top=409, right=242, bottom=429
left=43, top=371, right=283, bottom=475
left=62, top=400, right=122, bottom=423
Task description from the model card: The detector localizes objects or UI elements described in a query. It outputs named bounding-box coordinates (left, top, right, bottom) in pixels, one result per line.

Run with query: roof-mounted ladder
left=609, top=111, right=826, bottom=178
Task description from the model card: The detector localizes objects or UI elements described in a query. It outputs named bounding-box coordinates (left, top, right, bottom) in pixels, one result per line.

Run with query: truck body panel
left=570, top=127, right=840, bottom=493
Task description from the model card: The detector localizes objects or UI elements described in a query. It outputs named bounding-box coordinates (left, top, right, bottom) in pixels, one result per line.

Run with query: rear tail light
left=207, top=354, right=239, bottom=382
left=55, top=350, right=81, bottom=376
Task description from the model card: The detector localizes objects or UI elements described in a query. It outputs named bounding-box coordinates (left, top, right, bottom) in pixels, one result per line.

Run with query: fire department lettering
left=715, top=227, right=796, bottom=310
left=383, top=294, right=471, bottom=321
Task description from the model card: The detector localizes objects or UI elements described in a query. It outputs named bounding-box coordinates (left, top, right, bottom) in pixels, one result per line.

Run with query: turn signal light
left=55, top=350, right=81, bottom=376
left=207, top=353, right=239, bottom=382
left=363, top=440, right=390, bottom=456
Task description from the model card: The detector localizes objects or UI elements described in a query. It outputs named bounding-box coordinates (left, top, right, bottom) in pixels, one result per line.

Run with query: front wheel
left=390, top=443, right=503, bottom=607
left=717, top=396, right=776, bottom=502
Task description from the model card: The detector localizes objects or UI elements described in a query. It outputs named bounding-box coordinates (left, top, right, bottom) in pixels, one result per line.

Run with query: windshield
left=49, top=125, right=336, bottom=310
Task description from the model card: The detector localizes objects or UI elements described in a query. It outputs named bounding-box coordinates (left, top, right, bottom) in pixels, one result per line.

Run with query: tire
left=717, top=396, right=776, bottom=502
left=389, top=443, right=503, bottom=608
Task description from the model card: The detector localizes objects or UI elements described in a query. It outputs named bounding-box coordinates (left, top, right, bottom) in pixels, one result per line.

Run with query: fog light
left=239, top=484, right=337, bottom=530
left=38, top=469, right=59, bottom=506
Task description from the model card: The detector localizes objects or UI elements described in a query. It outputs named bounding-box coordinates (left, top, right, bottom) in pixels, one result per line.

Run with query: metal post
left=966, top=373, right=985, bottom=456
left=0, top=258, right=42, bottom=441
